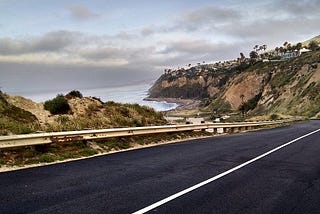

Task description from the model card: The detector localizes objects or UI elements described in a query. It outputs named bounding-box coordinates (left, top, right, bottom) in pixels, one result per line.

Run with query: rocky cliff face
left=149, top=50, right=320, bottom=117
left=148, top=63, right=245, bottom=99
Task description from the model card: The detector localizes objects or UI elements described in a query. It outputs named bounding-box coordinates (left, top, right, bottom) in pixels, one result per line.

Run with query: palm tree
left=249, top=51, right=259, bottom=59
left=240, top=94, right=245, bottom=117
left=287, top=43, right=292, bottom=51
left=240, top=94, right=245, bottom=104
left=283, top=41, right=288, bottom=47
left=296, top=42, right=302, bottom=51
left=275, top=47, right=279, bottom=56
left=262, top=44, right=267, bottom=52
left=279, top=47, right=285, bottom=55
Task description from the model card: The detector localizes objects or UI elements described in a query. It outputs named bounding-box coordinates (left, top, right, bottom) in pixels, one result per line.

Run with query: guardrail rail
left=0, top=120, right=291, bottom=149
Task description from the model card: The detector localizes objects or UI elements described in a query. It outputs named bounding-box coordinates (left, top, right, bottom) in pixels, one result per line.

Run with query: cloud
left=1, top=0, right=320, bottom=95
left=78, top=47, right=125, bottom=60
left=241, top=19, right=316, bottom=39
left=161, top=40, right=222, bottom=54
left=66, top=4, right=99, bottom=21
left=271, top=0, right=320, bottom=18
left=0, top=31, right=80, bottom=55
left=175, top=6, right=242, bottom=31
left=0, top=53, right=128, bottom=67
left=141, top=27, right=156, bottom=36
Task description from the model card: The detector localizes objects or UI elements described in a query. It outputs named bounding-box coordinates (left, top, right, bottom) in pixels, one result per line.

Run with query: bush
left=238, top=92, right=262, bottom=113
left=44, top=95, right=70, bottom=115
left=38, top=154, right=55, bottom=163
left=270, top=114, right=279, bottom=120
left=65, top=90, right=83, bottom=99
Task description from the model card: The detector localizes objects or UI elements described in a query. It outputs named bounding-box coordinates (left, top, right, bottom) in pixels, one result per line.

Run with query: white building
left=283, top=51, right=299, bottom=60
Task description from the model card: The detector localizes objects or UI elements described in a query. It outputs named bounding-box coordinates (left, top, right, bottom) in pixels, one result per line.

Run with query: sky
left=0, top=0, right=319, bottom=95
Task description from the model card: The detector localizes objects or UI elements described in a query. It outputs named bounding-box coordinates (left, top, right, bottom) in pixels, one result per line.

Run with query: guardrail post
left=213, top=128, right=218, bottom=134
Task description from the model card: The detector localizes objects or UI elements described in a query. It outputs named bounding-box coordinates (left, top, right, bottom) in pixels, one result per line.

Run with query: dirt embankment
left=4, top=95, right=53, bottom=125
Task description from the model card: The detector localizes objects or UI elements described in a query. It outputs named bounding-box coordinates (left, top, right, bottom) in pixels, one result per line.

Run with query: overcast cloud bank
left=0, top=0, right=319, bottom=96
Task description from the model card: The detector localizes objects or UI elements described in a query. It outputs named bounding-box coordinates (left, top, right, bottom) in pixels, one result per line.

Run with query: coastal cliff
left=148, top=49, right=320, bottom=118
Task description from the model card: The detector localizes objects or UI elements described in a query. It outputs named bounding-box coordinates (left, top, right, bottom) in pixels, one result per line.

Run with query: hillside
left=149, top=50, right=320, bottom=118
left=0, top=92, right=166, bottom=135
left=0, top=91, right=39, bottom=135
left=302, top=35, right=320, bottom=47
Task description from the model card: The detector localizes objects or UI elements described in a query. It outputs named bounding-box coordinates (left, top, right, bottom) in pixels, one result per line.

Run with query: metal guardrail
left=0, top=120, right=288, bottom=149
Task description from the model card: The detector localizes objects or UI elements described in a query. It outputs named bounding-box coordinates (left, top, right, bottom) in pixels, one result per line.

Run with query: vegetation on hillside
left=149, top=36, right=320, bottom=119
left=0, top=91, right=167, bottom=135
left=0, top=91, right=39, bottom=135
left=44, top=94, right=71, bottom=115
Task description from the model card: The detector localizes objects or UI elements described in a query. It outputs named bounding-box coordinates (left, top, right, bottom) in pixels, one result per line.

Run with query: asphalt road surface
left=0, top=120, right=320, bottom=214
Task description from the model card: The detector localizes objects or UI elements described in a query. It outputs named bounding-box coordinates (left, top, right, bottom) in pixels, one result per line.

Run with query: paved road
left=0, top=120, right=319, bottom=213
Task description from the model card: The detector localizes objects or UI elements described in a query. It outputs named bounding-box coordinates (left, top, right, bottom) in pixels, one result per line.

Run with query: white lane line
left=132, top=128, right=320, bottom=214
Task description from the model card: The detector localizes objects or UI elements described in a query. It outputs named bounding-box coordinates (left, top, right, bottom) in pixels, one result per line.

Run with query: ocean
left=19, top=84, right=178, bottom=112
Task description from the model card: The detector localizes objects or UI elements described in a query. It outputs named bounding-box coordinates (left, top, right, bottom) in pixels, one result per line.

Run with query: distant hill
left=149, top=49, right=320, bottom=118
left=302, top=35, right=320, bottom=46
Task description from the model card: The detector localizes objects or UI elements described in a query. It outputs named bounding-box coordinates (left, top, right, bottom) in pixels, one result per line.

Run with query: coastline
left=144, top=97, right=201, bottom=110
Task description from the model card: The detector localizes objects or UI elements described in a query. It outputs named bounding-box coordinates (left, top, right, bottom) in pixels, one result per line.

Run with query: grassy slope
left=264, top=50, right=320, bottom=117
left=0, top=93, right=168, bottom=135
left=45, top=100, right=167, bottom=132
left=0, top=92, right=39, bottom=135
left=204, top=50, right=320, bottom=118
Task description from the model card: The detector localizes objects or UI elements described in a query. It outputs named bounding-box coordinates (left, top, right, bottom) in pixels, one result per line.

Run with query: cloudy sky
left=0, top=0, right=319, bottom=96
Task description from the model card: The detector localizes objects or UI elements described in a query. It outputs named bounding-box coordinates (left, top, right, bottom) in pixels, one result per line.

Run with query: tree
left=249, top=51, right=259, bottom=59
left=44, top=94, right=70, bottom=115
left=262, top=44, right=267, bottom=51
left=240, top=94, right=245, bottom=103
left=308, top=41, right=319, bottom=51
left=239, top=52, right=246, bottom=62
left=65, top=90, right=83, bottom=99
left=283, top=41, right=288, bottom=47
left=295, top=42, right=302, bottom=51
left=279, top=47, right=285, bottom=54
left=275, top=47, right=279, bottom=56
left=286, top=43, right=292, bottom=51
left=240, top=94, right=245, bottom=117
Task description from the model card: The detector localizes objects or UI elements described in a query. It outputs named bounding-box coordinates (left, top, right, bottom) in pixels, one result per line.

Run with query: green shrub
left=44, top=95, right=70, bottom=115
left=0, top=158, right=5, bottom=165
left=270, top=114, right=279, bottom=120
left=65, top=90, right=83, bottom=99
left=80, top=148, right=98, bottom=156
left=38, top=154, right=55, bottom=163
left=132, top=119, right=142, bottom=127
left=0, top=118, right=36, bottom=135
left=238, top=92, right=262, bottom=113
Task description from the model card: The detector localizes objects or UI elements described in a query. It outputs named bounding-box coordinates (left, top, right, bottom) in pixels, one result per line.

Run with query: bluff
left=148, top=50, right=320, bottom=118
